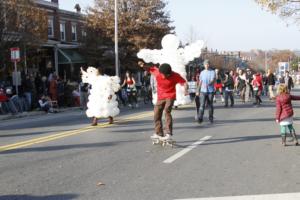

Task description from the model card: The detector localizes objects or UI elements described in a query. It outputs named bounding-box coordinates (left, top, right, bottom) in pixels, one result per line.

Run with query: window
left=48, top=18, right=54, bottom=37
left=60, top=22, right=66, bottom=41
left=72, top=24, right=77, bottom=41
left=81, top=29, right=87, bottom=38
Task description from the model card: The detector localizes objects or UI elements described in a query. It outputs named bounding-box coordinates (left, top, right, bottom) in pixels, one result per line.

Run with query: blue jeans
left=224, top=91, right=234, bottom=107
left=24, top=92, right=32, bottom=109
left=198, top=92, right=214, bottom=121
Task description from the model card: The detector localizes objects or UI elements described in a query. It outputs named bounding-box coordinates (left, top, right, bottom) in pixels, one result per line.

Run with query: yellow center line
left=0, top=111, right=154, bottom=153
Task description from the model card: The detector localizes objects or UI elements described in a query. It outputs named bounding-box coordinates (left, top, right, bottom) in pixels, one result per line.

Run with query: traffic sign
left=10, top=47, right=20, bottom=62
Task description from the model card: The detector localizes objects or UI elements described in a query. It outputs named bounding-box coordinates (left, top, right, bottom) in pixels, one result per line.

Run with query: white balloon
left=81, top=67, right=121, bottom=118
left=137, top=34, right=204, bottom=106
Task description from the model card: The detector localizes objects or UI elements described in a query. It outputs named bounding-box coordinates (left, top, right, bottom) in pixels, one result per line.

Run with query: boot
left=108, top=116, right=113, bottom=124
left=281, top=135, right=286, bottom=146
left=292, top=130, right=299, bottom=146
left=288, top=131, right=295, bottom=142
left=91, top=117, right=98, bottom=126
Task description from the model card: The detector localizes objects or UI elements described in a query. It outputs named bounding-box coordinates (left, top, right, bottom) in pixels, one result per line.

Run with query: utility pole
left=114, top=0, right=120, bottom=77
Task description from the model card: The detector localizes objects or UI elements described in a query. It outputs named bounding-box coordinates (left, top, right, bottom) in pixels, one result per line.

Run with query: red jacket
left=252, top=74, right=263, bottom=91
left=0, top=92, right=9, bottom=102
left=276, top=94, right=300, bottom=122
left=149, top=66, right=186, bottom=100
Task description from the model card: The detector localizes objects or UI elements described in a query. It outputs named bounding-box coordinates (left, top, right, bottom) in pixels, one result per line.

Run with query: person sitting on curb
left=0, top=88, right=18, bottom=114
left=38, top=95, right=50, bottom=113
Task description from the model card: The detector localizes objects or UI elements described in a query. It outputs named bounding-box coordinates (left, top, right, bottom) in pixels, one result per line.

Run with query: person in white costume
left=137, top=34, right=204, bottom=106
left=81, top=67, right=120, bottom=126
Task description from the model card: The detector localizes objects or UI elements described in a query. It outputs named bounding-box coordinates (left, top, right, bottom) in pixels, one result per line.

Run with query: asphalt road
left=1, top=93, right=300, bottom=200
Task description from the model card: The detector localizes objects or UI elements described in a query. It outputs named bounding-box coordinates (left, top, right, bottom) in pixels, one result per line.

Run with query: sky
left=59, top=0, right=300, bottom=51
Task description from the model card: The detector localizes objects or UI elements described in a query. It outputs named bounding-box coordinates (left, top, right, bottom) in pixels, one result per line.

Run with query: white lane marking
left=163, top=136, right=211, bottom=164
left=174, top=192, right=300, bottom=200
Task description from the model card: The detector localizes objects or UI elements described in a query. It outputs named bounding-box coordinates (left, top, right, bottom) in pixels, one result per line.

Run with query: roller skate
left=160, top=134, right=176, bottom=148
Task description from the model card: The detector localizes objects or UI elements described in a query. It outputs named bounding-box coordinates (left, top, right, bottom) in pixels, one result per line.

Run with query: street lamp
left=114, top=0, right=119, bottom=77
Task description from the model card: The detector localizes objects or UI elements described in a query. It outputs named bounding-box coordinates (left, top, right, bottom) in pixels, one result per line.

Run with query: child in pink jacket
left=276, top=84, right=300, bottom=146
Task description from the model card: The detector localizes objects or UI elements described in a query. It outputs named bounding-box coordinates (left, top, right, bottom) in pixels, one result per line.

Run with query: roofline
left=35, top=0, right=59, bottom=9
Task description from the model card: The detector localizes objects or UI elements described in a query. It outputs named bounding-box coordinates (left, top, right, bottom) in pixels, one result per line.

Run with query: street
left=1, top=92, right=300, bottom=200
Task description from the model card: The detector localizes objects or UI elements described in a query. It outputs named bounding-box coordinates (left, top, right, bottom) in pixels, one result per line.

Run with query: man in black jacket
left=223, top=70, right=235, bottom=107
left=267, top=69, right=276, bottom=100
left=284, top=70, right=294, bottom=92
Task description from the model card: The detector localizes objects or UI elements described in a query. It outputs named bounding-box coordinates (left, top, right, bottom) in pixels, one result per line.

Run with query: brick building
left=36, top=0, right=86, bottom=80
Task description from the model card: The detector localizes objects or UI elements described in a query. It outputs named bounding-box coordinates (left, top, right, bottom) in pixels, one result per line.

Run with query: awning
left=58, top=49, right=85, bottom=65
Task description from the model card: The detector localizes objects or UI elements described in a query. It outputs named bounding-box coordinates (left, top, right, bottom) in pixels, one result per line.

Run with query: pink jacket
left=276, top=94, right=300, bottom=122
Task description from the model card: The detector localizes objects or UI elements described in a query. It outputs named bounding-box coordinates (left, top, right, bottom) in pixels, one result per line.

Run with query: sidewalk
left=0, top=107, right=81, bottom=121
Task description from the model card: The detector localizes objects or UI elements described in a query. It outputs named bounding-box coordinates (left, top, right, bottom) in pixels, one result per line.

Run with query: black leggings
left=254, top=90, right=262, bottom=104
left=127, top=91, right=137, bottom=105
left=195, top=96, right=200, bottom=115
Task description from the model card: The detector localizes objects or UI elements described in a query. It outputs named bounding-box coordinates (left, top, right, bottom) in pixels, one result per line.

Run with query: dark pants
left=198, top=92, right=214, bottom=121
left=224, top=91, right=234, bottom=107
left=195, top=96, right=200, bottom=115
left=254, top=90, right=262, bottom=105
left=127, top=90, right=137, bottom=105
left=40, top=104, right=50, bottom=113
left=154, top=99, right=174, bottom=136
left=117, top=90, right=126, bottom=106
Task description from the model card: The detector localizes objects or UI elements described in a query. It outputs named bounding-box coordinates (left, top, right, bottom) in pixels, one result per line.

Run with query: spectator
left=38, top=95, right=50, bottom=113
left=49, top=75, right=58, bottom=101
left=57, top=78, right=65, bottom=107
left=72, top=88, right=80, bottom=107
left=237, top=69, right=246, bottom=103
left=223, top=70, right=235, bottom=107
left=284, top=71, right=294, bottom=92
left=64, top=80, right=75, bottom=107
left=196, top=59, right=216, bottom=124
left=252, top=73, right=263, bottom=106
left=22, top=74, right=34, bottom=110
left=79, top=81, right=89, bottom=110
left=245, top=68, right=253, bottom=102
left=0, top=88, right=17, bottom=114
left=121, top=70, right=138, bottom=108
left=267, top=69, right=276, bottom=100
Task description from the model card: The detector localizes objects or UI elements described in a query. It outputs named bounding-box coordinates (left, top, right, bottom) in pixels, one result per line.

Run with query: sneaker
left=135, top=103, right=139, bottom=108
left=197, top=118, right=203, bottom=124
left=128, top=104, right=132, bottom=108
left=150, top=134, right=161, bottom=139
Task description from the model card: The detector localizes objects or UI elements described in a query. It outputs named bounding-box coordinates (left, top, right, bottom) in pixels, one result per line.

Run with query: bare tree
left=82, top=0, right=174, bottom=69
left=255, top=0, right=300, bottom=25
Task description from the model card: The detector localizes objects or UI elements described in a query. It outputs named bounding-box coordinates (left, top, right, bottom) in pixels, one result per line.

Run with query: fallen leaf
left=97, top=182, right=105, bottom=187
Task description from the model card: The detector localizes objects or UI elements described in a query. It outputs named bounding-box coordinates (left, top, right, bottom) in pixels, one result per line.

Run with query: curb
left=0, top=107, right=81, bottom=121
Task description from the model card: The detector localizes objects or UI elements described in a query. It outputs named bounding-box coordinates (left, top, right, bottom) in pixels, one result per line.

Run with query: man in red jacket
left=138, top=61, right=188, bottom=141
